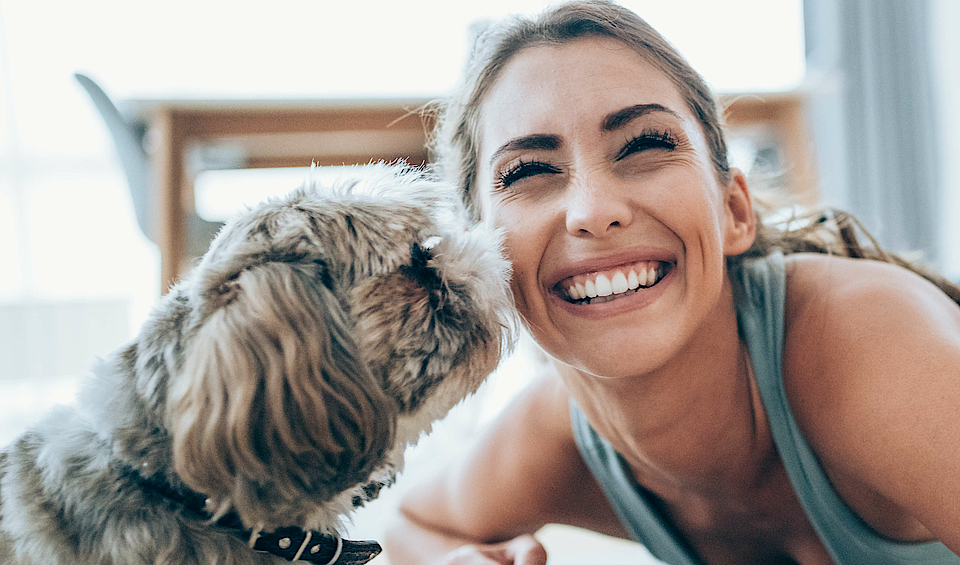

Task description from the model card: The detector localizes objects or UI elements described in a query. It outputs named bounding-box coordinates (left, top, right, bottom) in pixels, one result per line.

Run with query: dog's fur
left=0, top=164, right=513, bottom=564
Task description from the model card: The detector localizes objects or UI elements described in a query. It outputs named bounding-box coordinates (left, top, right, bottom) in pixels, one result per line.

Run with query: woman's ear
left=722, top=168, right=757, bottom=255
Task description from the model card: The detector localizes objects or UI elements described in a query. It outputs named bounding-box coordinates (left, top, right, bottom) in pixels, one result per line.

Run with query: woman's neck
left=557, top=287, right=776, bottom=501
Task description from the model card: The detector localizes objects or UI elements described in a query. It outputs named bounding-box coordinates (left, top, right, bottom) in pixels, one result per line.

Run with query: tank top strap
left=736, top=251, right=958, bottom=564
left=570, top=402, right=701, bottom=564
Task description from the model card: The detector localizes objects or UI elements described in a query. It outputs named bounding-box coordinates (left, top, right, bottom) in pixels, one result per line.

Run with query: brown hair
left=429, top=0, right=960, bottom=305
left=744, top=208, right=960, bottom=304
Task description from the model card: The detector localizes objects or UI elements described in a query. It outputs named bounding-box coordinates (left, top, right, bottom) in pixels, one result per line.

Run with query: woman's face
left=475, top=37, right=754, bottom=378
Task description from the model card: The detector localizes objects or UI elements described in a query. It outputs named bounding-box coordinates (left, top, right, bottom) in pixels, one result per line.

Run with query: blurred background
left=0, top=0, right=957, bottom=562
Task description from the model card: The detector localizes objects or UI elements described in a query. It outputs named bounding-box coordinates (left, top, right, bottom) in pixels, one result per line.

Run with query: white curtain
left=803, top=0, right=945, bottom=266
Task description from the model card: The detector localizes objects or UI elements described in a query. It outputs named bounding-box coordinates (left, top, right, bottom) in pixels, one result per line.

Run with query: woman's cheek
left=497, top=228, right=536, bottom=317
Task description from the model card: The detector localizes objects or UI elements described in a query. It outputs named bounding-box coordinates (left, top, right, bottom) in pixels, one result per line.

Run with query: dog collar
left=243, top=525, right=381, bottom=565
left=126, top=464, right=382, bottom=564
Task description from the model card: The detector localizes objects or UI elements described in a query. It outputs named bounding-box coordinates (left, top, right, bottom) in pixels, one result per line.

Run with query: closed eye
left=494, top=159, right=562, bottom=190
left=615, top=129, right=679, bottom=161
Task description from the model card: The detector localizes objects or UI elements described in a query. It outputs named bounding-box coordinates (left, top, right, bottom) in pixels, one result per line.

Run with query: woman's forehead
left=477, top=37, right=693, bottom=153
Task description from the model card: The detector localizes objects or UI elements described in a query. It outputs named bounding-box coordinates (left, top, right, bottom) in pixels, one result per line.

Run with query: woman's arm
left=384, top=372, right=628, bottom=564
left=785, top=254, right=960, bottom=553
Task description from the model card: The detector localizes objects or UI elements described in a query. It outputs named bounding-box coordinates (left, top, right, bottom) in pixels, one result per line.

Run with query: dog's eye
left=410, top=242, right=433, bottom=270
left=402, top=241, right=443, bottom=293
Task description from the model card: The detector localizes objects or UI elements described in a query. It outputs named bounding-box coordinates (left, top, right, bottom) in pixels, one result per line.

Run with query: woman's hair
left=429, top=0, right=960, bottom=306
left=744, top=208, right=960, bottom=305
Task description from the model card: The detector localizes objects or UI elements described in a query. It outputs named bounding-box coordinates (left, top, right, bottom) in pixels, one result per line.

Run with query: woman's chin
left=540, top=331, right=681, bottom=381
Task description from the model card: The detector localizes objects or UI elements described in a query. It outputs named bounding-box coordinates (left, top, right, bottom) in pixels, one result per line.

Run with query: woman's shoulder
left=781, top=251, right=960, bottom=429
left=782, top=251, right=960, bottom=356
left=782, top=252, right=959, bottom=338
left=780, top=252, right=960, bottom=542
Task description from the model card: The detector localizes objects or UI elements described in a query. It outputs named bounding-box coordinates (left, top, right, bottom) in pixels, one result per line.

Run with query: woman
left=384, top=2, right=960, bottom=563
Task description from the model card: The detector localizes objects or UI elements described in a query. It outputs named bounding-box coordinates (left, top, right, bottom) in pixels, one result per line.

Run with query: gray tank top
left=570, top=252, right=959, bottom=564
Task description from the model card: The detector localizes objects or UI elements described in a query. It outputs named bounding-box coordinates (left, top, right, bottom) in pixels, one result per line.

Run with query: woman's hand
left=445, top=536, right=548, bottom=565
left=384, top=510, right=548, bottom=565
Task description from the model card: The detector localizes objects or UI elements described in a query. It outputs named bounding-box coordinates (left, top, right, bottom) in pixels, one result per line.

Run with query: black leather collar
left=126, top=464, right=381, bottom=564
left=243, top=525, right=381, bottom=564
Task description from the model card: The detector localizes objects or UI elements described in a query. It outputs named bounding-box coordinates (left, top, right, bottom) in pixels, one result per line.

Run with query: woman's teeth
left=565, top=262, right=668, bottom=304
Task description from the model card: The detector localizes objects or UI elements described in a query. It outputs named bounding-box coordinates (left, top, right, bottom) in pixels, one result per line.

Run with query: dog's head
left=164, top=164, right=513, bottom=529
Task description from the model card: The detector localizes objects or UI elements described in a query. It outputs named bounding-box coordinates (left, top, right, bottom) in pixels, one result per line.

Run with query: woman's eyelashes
left=493, top=129, right=682, bottom=190
left=495, top=159, right=562, bottom=190
left=615, top=129, right=680, bottom=161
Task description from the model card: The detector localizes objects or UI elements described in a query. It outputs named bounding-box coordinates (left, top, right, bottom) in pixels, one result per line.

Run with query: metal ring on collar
left=324, top=534, right=343, bottom=565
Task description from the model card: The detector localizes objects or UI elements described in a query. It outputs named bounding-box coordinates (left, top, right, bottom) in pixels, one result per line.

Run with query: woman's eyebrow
left=601, top=103, right=682, bottom=132
left=488, top=134, right=563, bottom=166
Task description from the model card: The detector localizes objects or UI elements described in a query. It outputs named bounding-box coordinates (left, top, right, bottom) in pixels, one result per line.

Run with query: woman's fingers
left=447, top=535, right=548, bottom=565
left=503, top=535, right=548, bottom=565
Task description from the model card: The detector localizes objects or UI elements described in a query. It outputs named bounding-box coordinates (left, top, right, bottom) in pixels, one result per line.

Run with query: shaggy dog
left=0, top=165, right=513, bottom=565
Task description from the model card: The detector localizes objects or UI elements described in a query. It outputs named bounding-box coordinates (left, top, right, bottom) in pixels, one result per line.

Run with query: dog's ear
left=168, top=262, right=396, bottom=526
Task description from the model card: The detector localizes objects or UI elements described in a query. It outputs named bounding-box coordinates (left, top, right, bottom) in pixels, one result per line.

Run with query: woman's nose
left=564, top=176, right=634, bottom=237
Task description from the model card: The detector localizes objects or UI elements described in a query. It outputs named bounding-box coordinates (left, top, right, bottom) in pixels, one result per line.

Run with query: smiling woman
left=384, top=2, right=960, bottom=564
